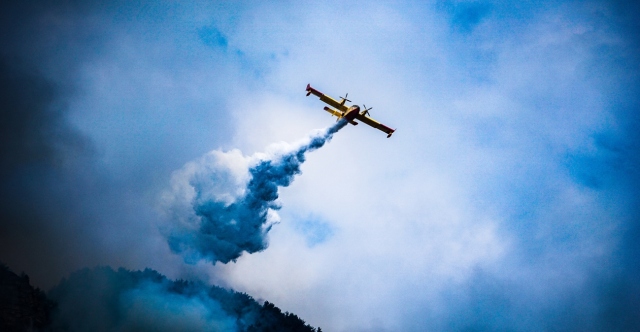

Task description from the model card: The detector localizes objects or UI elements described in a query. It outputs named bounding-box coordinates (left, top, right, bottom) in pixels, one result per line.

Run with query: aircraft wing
left=306, top=84, right=349, bottom=112
left=355, top=113, right=396, bottom=138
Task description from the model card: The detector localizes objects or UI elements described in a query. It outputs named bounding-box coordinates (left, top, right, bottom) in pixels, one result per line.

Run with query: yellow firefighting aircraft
left=306, top=84, right=395, bottom=138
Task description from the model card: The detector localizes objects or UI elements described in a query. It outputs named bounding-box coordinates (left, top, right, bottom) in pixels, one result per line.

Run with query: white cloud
left=179, top=1, right=631, bottom=330
left=23, top=0, right=632, bottom=330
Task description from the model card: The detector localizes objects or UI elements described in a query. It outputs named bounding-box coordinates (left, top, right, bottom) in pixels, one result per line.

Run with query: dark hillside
left=0, top=264, right=54, bottom=331
left=1, top=264, right=319, bottom=332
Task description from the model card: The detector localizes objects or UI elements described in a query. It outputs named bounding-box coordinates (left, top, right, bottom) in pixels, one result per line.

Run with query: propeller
left=340, top=93, right=351, bottom=103
left=362, top=104, right=373, bottom=116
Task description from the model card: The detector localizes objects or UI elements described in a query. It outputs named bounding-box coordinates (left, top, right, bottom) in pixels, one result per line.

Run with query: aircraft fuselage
left=343, top=105, right=360, bottom=125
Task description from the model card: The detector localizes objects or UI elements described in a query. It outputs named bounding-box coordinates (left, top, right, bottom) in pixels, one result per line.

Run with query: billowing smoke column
left=163, top=119, right=348, bottom=264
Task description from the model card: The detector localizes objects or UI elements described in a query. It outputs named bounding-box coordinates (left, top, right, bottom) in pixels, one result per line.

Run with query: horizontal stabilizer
left=323, top=106, right=343, bottom=118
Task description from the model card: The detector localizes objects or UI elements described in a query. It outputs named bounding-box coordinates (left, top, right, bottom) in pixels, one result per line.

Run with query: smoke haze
left=164, top=120, right=348, bottom=264
left=47, top=266, right=316, bottom=332
left=0, top=0, right=639, bottom=331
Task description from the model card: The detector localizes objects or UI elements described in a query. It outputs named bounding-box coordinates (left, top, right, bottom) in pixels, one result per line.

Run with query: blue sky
left=1, top=0, right=639, bottom=331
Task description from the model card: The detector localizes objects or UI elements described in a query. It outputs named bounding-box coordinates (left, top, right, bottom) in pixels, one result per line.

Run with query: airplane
left=306, top=84, right=396, bottom=138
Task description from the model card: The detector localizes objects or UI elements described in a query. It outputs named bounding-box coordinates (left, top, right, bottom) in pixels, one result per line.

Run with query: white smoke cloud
left=161, top=120, right=348, bottom=264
